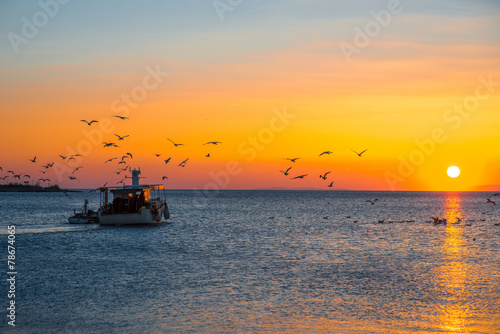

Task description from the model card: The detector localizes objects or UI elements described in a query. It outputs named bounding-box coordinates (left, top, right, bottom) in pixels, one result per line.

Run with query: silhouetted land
left=0, top=183, right=71, bottom=192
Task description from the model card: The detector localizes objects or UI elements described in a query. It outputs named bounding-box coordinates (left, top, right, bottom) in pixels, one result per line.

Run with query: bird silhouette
left=279, top=167, right=292, bottom=176
left=352, top=149, right=367, bottom=157
left=365, top=199, right=379, bottom=205
left=178, top=158, right=189, bottom=167
left=23, top=174, right=30, bottom=179
left=68, top=176, right=80, bottom=182
left=112, top=115, right=129, bottom=120
left=319, top=172, right=331, bottom=180
left=81, top=120, right=98, bottom=126
left=328, top=181, right=334, bottom=188
left=102, top=142, right=119, bottom=148
left=59, top=155, right=67, bottom=160
left=162, top=176, right=168, bottom=180
left=155, top=154, right=161, bottom=157
left=114, top=134, right=130, bottom=140
left=319, top=151, right=332, bottom=157
left=204, top=141, right=222, bottom=145
left=168, top=138, right=184, bottom=147
left=291, top=174, right=308, bottom=179
left=105, top=158, right=118, bottom=163
left=284, top=158, right=300, bottom=163
left=29, top=156, right=36, bottom=163
left=72, top=166, right=83, bottom=174
left=486, top=198, right=496, bottom=205
left=205, top=154, right=211, bottom=158
left=0, top=176, right=9, bottom=180
left=164, top=158, right=171, bottom=164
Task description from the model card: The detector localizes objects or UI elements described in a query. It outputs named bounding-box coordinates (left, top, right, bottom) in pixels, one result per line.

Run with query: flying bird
left=168, top=138, right=184, bottom=147
left=59, top=155, right=67, bottom=160
left=121, top=155, right=130, bottom=161
left=23, top=174, right=30, bottom=179
left=162, top=176, right=168, bottom=180
left=126, top=152, right=133, bottom=159
left=204, top=141, right=222, bottom=145
left=284, top=158, right=300, bottom=163
left=112, top=115, right=129, bottom=120
left=279, top=167, right=292, bottom=176
left=114, top=134, right=130, bottom=140
left=319, top=172, right=331, bottom=180
left=13, top=174, right=22, bottom=179
left=102, top=142, right=119, bottom=148
left=365, top=199, right=379, bottom=205
left=164, top=158, right=171, bottom=164
left=155, top=154, right=161, bottom=157
left=68, top=176, right=80, bottom=182
left=0, top=176, right=9, bottom=180
left=178, top=158, right=189, bottom=167
left=81, top=120, right=98, bottom=126
left=205, top=154, right=210, bottom=158
left=29, top=156, right=36, bottom=163
left=7, top=171, right=15, bottom=175
left=319, top=151, right=332, bottom=157
left=72, top=166, right=83, bottom=174
left=105, top=158, right=118, bottom=163
left=486, top=198, right=496, bottom=205
left=328, top=181, right=334, bottom=188
left=352, top=149, right=367, bottom=157
left=291, top=174, right=308, bottom=179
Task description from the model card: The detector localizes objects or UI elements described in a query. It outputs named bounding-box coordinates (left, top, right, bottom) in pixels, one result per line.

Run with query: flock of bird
left=279, top=149, right=367, bottom=187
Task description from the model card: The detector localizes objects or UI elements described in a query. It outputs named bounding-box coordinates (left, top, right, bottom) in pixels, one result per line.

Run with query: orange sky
left=1, top=1, right=500, bottom=190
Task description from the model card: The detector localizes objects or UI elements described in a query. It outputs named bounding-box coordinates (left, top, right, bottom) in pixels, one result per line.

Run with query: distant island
left=0, top=182, right=68, bottom=192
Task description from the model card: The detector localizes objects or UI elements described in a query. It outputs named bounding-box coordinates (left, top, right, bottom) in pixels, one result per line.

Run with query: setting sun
left=447, top=166, right=461, bottom=178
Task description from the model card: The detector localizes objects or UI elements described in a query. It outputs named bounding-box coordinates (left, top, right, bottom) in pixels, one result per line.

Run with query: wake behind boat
left=97, top=168, right=170, bottom=225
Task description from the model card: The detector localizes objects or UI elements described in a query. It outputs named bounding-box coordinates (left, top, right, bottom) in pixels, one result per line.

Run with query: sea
left=0, top=190, right=499, bottom=334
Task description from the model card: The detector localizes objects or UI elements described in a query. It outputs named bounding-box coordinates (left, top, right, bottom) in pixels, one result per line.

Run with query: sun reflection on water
left=437, top=193, right=470, bottom=333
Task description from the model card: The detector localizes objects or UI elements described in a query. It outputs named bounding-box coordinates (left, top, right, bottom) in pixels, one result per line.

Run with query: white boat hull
left=98, top=208, right=164, bottom=225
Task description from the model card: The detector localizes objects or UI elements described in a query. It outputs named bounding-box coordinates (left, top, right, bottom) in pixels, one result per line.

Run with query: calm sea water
left=1, top=190, right=499, bottom=334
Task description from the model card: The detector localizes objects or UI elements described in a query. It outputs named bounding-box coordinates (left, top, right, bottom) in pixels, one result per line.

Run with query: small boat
left=97, top=168, right=170, bottom=225
left=68, top=199, right=99, bottom=224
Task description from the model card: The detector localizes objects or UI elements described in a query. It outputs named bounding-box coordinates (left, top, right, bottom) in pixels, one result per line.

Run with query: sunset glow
left=1, top=1, right=499, bottom=191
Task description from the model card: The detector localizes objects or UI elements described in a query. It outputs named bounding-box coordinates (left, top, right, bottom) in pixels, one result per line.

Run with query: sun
left=447, top=166, right=460, bottom=178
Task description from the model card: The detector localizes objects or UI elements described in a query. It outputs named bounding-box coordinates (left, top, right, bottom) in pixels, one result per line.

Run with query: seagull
left=23, top=174, right=30, bottom=178
left=40, top=170, right=47, bottom=174
left=291, top=174, right=308, bottom=179
left=352, top=149, right=367, bottom=157
left=114, top=134, right=129, bottom=140
left=112, top=115, right=129, bottom=120
left=7, top=171, right=15, bottom=175
left=486, top=198, right=496, bottom=205
left=164, top=158, right=171, bottom=164
left=319, top=151, right=332, bottom=157
left=117, top=161, right=127, bottom=165
left=0, top=176, right=9, bottom=180
left=105, top=158, right=118, bottom=163
left=365, top=199, right=379, bottom=205
left=168, top=138, right=184, bottom=147
left=72, top=166, right=83, bottom=174
left=121, top=155, right=130, bottom=161
left=319, top=172, right=331, bottom=180
left=205, top=154, right=210, bottom=158
left=328, top=181, right=334, bottom=188
left=13, top=174, right=22, bottom=179
left=279, top=167, right=292, bottom=176
left=81, top=120, right=98, bottom=126
left=178, top=158, right=189, bottom=167
left=204, top=141, right=222, bottom=145
left=126, top=152, right=133, bottom=159
left=155, top=154, right=161, bottom=157
left=493, top=193, right=500, bottom=196
left=29, top=156, right=36, bottom=163
left=284, top=158, right=300, bottom=163
left=68, top=176, right=80, bottom=182
left=59, top=155, right=67, bottom=160
left=162, top=176, right=168, bottom=180
left=119, top=166, right=130, bottom=172
left=102, top=142, right=119, bottom=148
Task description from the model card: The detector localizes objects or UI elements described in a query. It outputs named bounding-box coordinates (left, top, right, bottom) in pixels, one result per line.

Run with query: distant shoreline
left=0, top=183, right=75, bottom=193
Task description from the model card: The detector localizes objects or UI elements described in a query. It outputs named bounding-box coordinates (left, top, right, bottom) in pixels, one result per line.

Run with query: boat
left=97, top=168, right=170, bottom=225
left=68, top=199, right=99, bottom=224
